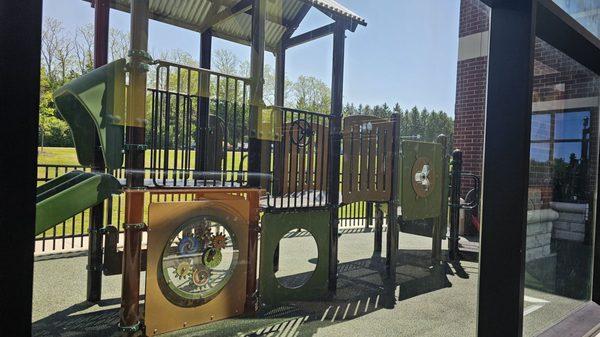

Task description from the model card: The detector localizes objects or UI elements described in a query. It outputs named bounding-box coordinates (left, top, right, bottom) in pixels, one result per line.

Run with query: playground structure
left=35, top=0, right=479, bottom=335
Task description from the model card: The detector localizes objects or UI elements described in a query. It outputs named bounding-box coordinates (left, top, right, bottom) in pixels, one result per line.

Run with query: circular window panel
left=274, top=228, right=318, bottom=289
left=158, top=215, right=238, bottom=307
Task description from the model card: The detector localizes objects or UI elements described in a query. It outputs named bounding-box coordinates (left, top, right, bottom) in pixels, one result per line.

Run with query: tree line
left=39, top=17, right=453, bottom=148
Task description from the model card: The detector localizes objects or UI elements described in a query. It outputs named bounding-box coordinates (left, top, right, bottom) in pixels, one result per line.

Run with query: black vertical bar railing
left=148, top=60, right=251, bottom=188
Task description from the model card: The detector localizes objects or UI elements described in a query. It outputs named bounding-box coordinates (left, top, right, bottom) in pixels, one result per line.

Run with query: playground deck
left=32, top=231, right=585, bottom=337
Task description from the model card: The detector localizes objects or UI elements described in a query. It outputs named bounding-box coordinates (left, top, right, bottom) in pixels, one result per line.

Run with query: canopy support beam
left=284, top=22, right=336, bottom=49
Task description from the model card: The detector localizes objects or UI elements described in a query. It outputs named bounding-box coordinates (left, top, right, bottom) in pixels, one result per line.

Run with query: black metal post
left=87, top=0, right=110, bottom=303
left=432, top=134, right=448, bottom=264
left=327, top=21, right=345, bottom=294
left=374, top=203, right=383, bottom=253
left=272, top=47, right=285, bottom=273
left=449, top=149, right=462, bottom=261
left=386, top=113, right=401, bottom=276
left=196, top=29, right=212, bottom=179
left=365, top=202, right=373, bottom=230
left=0, top=0, right=41, bottom=333
left=382, top=113, right=402, bottom=309
left=477, top=0, right=536, bottom=335
left=248, top=0, right=267, bottom=189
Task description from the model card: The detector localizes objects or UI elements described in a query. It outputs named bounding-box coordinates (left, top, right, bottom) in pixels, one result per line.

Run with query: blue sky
left=43, top=0, right=460, bottom=115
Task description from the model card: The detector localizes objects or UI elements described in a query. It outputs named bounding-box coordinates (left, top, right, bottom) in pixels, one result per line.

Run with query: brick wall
left=454, top=0, right=489, bottom=191
left=455, top=0, right=599, bottom=213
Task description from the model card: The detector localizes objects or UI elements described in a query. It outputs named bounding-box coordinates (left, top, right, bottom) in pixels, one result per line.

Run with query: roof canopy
left=93, top=0, right=366, bottom=51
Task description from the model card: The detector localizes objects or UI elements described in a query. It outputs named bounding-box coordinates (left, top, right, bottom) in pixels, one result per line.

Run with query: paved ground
left=32, top=230, right=586, bottom=337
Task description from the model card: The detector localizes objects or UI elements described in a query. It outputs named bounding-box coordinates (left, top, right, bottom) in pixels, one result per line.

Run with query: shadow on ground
left=33, top=249, right=462, bottom=337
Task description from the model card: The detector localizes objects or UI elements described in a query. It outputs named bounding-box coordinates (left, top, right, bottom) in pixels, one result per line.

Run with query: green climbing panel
left=259, top=210, right=331, bottom=306
left=398, top=140, right=444, bottom=221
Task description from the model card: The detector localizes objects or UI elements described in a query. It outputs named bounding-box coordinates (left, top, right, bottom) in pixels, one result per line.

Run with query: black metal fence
left=35, top=163, right=374, bottom=253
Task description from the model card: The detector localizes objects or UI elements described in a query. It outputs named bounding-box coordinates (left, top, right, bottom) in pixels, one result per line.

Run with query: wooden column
left=87, top=0, right=110, bottom=304
left=327, top=21, right=345, bottom=294
left=119, top=0, right=149, bottom=332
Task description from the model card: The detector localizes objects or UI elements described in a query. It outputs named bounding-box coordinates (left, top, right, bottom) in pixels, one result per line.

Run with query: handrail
left=154, top=59, right=251, bottom=83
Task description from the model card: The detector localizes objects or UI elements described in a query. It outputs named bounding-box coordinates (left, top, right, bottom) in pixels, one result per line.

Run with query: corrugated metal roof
left=94, top=0, right=366, bottom=51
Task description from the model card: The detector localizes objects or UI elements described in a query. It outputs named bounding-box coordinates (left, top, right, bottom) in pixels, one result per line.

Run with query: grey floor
left=32, top=230, right=586, bottom=337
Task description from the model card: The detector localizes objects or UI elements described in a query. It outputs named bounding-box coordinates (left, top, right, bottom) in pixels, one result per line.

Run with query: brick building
left=454, top=0, right=599, bottom=264
left=455, top=0, right=599, bottom=211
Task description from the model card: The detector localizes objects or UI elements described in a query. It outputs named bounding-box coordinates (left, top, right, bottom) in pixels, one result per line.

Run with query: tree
left=109, top=28, right=129, bottom=62
left=41, top=17, right=73, bottom=87
left=291, top=75, right=331, bottom=113
left=73, top=23, right=95, bottom=75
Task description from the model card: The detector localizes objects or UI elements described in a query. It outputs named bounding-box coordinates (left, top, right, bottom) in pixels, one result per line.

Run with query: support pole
left=119, top=0, right=149, bottom=332
left=272, top=47, right=285, bottom=273
left=248, top=0, right=267, bottom=189
left=87, top=0, right=110, bottom=304
left=272, top=47, right=285, bottom=195
left=374, top=203, right=383, bottom=253
left=386, top=113, right=401, bottom=275
left=246, top=0, right=266, bottom=312
left=477, top=1, right=536, bottom=334
left=327, top=21, right=345, bottom=294
left=196, top=30, right=212, bottom=179
left=432, top=134, right=448, bottom=264
left=383, top=112, right=402, bottom=308
left=0, top=0, right=41, bottom=333
left=365, top=202, right=373, bottom=230
left=449, top=150, right=462, bottom=261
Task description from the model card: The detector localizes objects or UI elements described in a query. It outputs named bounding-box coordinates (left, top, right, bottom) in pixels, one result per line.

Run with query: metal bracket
left=124, top=222, right=147, bottom=231
left=118, top=321, right=142, bottom=333
left=123, top=186, right=148, bottom=191
left=127, top=49, right=154, bottom=72
left=123, top=143, right=148, bottom=152
left=88, top=227, right=108, bottom=235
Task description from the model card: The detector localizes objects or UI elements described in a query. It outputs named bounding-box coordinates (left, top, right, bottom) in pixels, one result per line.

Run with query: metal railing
left=148, top=60, right=251, bottom=188
left=35, top=163, right=374, bottom=253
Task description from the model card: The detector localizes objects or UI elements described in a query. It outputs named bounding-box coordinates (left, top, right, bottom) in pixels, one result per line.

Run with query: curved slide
left=36, top=171, right=121, bottom=236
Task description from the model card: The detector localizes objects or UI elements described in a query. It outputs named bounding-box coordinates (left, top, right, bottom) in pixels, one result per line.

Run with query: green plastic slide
left=35, top=171, right=122, bottom=236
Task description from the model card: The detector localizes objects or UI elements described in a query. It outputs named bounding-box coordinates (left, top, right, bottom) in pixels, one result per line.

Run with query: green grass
left=37, top=147, right=80, bottom=166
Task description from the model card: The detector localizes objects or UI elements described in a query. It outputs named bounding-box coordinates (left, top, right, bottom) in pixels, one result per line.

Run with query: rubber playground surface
left=32, top=230, right=586, bottom=337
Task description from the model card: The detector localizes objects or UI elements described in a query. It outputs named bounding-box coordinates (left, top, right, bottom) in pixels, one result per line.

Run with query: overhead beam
left=281, top=3, right=311, bottom=43
left=198, top=0, right=253, bottom=33
left=313, top=6, right=360, bottom=32
left=536, top=0, right=600, bottom=75
left=284, top=22, right=336, bottom=49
